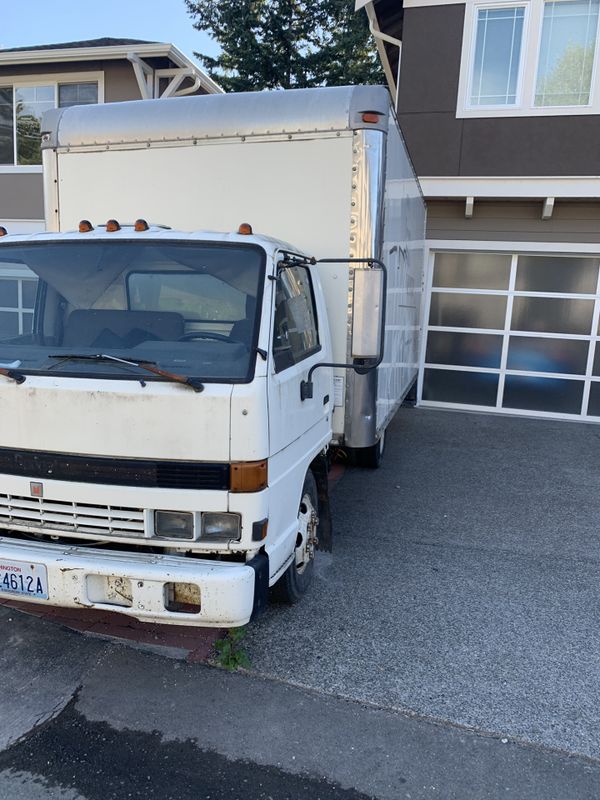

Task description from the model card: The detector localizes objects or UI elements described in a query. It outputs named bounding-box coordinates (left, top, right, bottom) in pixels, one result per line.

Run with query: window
left=0, top=75, right=100, bottom=166
left=535, top=0, right=600, bottom=106
left=0, top=274, right=37, bottom=337
left=459, top=0, right=600, bottom=116
left=470, top=6, right=525, bottom=106
left=273, top=266, right=320, bottom=372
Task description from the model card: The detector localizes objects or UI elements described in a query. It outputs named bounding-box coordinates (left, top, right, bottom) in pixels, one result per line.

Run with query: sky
left=2, top=0, right=219, bottom=64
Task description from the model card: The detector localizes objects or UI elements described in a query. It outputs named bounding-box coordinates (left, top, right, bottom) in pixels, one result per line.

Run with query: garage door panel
left=429, top=292, right=507, bottom=329
left=423, top=369, right=499, bottom=406
left=503, top=376, right=584, bottom=415
left=515, top=255, right=599, bottom=294
left=507, top=337, right=589, bottom=375
left=426, top=331, right=504, bottom=368
left=433, top=252, right=511, bottom=290
left=511, top=296, right=594, bottom=335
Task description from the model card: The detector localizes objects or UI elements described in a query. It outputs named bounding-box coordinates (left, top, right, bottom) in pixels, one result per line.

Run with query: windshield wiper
left=47, top=353, right=204, bottom=393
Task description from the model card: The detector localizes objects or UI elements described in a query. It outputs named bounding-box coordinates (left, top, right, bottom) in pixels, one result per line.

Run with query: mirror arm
left=300, top=258, right=387, bottom=402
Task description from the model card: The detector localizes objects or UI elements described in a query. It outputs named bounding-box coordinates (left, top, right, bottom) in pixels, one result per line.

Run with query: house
left=360, top=0, right=600, bottom=422
left=0, top=38, right=220, bottom=339
left=0, top=38, right=221, bottom=235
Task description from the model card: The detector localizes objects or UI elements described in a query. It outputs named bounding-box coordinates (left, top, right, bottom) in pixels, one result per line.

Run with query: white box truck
left=0, top=86, right=425, bottom=626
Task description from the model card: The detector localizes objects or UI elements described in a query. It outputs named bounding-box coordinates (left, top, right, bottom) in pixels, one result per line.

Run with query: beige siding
left=0, top=173, right=44, bottom=219
left=427, top=200, right=600, bottom=244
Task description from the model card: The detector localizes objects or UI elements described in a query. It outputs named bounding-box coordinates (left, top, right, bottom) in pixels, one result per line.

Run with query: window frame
left=272, top=264, right=322, bottom=374
left=457, top=0, right=600, bottom=117
left=0, top=71, right=104, bottom=170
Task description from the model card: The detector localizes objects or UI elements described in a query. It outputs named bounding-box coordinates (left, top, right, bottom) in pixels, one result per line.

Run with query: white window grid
left=457, top=0, right=600, bottom=117
left=0, top=275, right=37, bottom=336
left=418, top=250, right=600, bottom=420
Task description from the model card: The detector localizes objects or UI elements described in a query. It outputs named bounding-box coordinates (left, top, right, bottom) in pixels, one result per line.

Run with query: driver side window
left=273, top=265, right=320, bottom=372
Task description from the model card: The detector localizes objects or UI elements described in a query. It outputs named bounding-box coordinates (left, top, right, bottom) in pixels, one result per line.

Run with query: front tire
left=271, top=471, right=319, bottom=604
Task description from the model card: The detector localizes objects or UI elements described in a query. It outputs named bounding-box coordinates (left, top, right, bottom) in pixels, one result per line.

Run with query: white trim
left=457, top=0, right=600, bottom=117
left=418, top=400, right=599, bottom=423
left=0, top=166, right=42, bottom=174
left=404, top=0, right=464, bottom=6
left=0, top=220, right=45, bottom=234
left=421, top=176, right=600, bottom=198
left=428, top=238, right=600, bottom=253
left=0, top=43, right=223, bottom=96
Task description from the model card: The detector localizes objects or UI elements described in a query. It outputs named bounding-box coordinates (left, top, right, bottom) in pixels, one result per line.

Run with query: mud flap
left=248, top=551, right=269, bottom=621
left=311, top=452, right=333, bottom=553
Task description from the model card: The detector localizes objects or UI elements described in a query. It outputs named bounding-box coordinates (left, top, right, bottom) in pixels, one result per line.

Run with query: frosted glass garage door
left=420, top=252, right=600, bottom=419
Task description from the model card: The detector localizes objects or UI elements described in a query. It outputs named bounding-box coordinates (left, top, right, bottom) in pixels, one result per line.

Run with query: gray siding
left=427, top=200, right=600, bottom=244
left=397, top=5, right=600, bottom=178
left=0, top=173, right=44, bottom=219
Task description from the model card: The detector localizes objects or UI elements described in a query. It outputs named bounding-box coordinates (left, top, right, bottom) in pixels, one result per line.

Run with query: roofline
left=0, top=42, right=223, bottom=95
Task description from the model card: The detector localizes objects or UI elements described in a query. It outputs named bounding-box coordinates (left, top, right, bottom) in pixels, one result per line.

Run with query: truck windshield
left=0, top=240, right=265, bottom=383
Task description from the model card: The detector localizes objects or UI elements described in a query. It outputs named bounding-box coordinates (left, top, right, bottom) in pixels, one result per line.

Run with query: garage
left=418, top=249, right=600, bottom=420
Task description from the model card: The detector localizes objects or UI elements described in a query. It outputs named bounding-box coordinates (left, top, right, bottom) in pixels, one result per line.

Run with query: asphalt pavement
left=243, top=407, right=600, bottom=761
left=1, top=609, right=600, bottom=800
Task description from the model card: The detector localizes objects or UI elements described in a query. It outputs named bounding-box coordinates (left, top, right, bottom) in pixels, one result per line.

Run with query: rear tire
left=354, top=430, right=386, bottom=469
left=271, top=471, right=319, bottom=604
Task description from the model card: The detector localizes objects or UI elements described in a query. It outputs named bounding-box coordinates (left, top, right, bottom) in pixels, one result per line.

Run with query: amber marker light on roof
left=238, top=223, right=253, bottom=235
left=0, top=227, right=7, bottom=237
left=106, top=219, right=121, bottom=232
left=79, top=220, right=94, bottom=233
left=361, top=112, right=381, bottom=124
left=230, top=460, right=268, bottom=493
left=135, top=218, right=149, bottom=231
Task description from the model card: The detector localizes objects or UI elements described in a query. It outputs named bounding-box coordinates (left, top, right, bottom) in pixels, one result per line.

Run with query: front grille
left=0, top=448, right=230, bottom=491
left=0, top=494, right=145, bottom=537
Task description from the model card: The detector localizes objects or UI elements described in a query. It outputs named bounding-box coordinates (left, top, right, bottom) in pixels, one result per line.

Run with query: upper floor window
left=535, top=0, right=600, bottom=106
left=459, top=0, right=600, bottom=117
left=0, top=74, right=101, bottom=167
left=471, top=6, right=525, bottom=105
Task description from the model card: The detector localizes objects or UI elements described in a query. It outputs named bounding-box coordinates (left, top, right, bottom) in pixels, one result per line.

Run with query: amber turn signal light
left=106, top=219, right=121, bottom=232
left=135, top=218, right=149, bottom=231
left=79, top=220, right=94, bottom=233
left=230, top=460, right=268, bottom=493
left=0, top=226, right=7, bottom=237
left=361, top=112, right=381, bottom=124
left=238, top=223, right=253, bottom=235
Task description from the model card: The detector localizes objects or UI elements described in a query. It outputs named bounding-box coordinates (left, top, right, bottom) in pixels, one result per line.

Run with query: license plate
left=0, top=559, right=48, bottom=600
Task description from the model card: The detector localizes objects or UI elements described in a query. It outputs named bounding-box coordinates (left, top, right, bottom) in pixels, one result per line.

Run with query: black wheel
left=271, top=471, right=319, bottom=604
left=354, top=430, right=386, bottom=469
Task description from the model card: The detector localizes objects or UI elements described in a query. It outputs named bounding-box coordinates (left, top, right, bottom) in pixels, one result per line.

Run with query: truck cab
left=0, top=222, right=333, bottom=626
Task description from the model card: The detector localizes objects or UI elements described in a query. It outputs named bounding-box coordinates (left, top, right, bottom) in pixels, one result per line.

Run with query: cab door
left=268, top=263, right=331, bottom=458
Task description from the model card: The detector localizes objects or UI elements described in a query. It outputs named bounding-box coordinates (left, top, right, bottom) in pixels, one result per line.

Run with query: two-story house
left=0, top=38, right=219, bottom=342
left=361, top=0, right=600, bottom=422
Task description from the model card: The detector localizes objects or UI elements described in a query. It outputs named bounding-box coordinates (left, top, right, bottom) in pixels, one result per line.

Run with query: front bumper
left=0, top=535, right=256, bottom=627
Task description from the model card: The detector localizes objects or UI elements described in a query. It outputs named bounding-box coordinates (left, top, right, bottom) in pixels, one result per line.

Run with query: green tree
left=184, top=0, right=384, bottom=92
left=535, top=43, right=596, bottom=106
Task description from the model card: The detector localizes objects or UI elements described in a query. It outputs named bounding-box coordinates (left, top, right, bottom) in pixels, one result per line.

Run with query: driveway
left=244, top=407, right=600, bottom=760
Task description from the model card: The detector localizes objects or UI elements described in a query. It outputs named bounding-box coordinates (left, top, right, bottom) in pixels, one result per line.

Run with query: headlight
left=154, top=510, right=194, bottom=540
left=201, top=512, right=241, bottom=542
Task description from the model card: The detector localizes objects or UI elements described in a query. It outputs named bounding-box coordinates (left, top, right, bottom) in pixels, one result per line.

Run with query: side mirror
left=351, top=267, right=385, bottom=362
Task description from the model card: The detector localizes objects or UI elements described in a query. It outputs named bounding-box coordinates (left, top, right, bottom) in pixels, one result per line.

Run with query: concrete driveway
left=244, top=407, right=600, bottom=760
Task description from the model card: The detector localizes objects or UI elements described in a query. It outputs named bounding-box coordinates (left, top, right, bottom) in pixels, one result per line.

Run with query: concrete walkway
left=244, top=408, right=600, bottom=761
